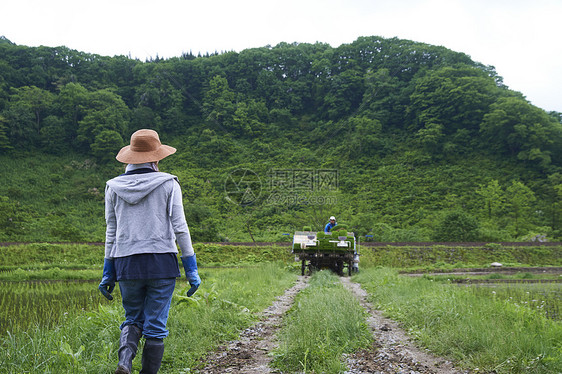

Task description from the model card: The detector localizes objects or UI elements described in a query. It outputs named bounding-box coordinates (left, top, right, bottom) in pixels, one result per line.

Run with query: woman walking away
left=98, top=129, right=201, bottom=374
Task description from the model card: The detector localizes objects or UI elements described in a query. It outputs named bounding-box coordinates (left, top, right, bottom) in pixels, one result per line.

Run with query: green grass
left=418, top=272, right=562, bottom=321
left=467, top=283, right=561, bottom=321
left=353, top=267, right=562, bottom=373
left=0, top=263, right=298, bottom=373
left=359, top=244, right=562, bottom=269
left=272, top=271, right=372, bottom=373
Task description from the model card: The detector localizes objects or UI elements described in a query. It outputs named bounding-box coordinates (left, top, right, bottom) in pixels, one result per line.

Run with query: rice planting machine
left=292, top=225, right=359, bottom=276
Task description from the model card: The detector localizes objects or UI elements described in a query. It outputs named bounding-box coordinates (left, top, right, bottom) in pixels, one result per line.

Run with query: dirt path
left=196, top=276, right=310, bottom=373
left=197, top=275, right=470, bottom=373
left=340, top=277, right=469, bottom=374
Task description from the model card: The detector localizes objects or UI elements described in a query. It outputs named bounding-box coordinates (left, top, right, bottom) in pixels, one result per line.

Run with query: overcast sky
left=3, top=0, right=561, bottom=113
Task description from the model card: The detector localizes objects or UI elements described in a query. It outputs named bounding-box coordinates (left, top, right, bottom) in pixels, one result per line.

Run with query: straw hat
left=116, top=129, right=176, bottom=164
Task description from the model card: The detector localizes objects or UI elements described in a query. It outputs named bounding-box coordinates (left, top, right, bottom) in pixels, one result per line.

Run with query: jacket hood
left=106, top=172, right=178, bottom=205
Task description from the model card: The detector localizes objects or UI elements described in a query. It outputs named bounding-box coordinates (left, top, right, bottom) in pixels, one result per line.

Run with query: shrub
left=433, top=210, right=479, bottom=241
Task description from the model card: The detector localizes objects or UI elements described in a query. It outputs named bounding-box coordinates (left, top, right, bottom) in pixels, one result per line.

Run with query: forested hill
left=1, top=35, right=562, bottom=243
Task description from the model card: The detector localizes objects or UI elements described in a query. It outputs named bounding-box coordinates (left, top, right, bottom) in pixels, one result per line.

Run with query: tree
left=415, top=122, right=444, bottom=153
left=14, top=86, right=54, bottom=128
left=505, top=180, right=536, bottom=236
left=202, top=75, right=237, bottom=132
left=232, top=99, right=268, bottom=137
left=542, top=173, right=562, bottom=232
left=347, top=115, right=383, bottom=158
left=0, top=115, right=12, bottom=152
left=321, top=68, right=364, bottom=120
left=476, top=179, right=505, bottom=219
left=76, top=89, right=130, bottom=153
left=183, top=203, right=221, bottom=241
left=90, top=130, right=124, bottom=162
left=361, top=68, right=407, bottom=127
left=408, top=65, right=498, bottom=154
left=130, top=106, right=162, bottom=134
left=480, top=97, right=560, bottom=168
left=39, top=115, right=67, bottom=153
left=3, top=86, right=55, bottom=146
left=57, top=82, right=89, bottom=141
left=433, top=210, right=480, bottom=241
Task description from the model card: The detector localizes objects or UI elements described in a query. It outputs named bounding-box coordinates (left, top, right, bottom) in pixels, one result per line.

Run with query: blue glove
left=98, top=258, right=116, bottom=300
left=181, top=254, right=201, bottom=297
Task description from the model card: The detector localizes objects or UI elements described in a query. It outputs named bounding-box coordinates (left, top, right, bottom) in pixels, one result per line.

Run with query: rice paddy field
left=0, top=242, right=560, bottom=373
left=0, top=280, right=116, bottom=334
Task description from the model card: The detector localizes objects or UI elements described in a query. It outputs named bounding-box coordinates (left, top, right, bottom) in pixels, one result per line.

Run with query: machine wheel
left=348, top=261, right=352, bottom=276
left=309, top=259, right=319, bottom=275
left=334, top=260, right=344, bottom=276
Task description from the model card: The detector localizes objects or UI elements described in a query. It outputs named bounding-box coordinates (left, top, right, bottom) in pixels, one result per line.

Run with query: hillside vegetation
left=1, top=35, right=562, bottom=242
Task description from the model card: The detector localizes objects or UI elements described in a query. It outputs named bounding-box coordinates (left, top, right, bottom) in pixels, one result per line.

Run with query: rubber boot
left=139, top=338, right=165, bottom=374
left=115, top=325, right=142, bottom=374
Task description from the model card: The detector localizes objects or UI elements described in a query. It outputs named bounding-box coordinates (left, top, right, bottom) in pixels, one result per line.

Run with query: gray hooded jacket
left=104, top=171, right=194, bottom=259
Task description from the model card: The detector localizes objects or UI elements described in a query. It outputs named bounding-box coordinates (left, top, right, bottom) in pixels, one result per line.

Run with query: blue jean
left=118, top=278, right=176, bottom=339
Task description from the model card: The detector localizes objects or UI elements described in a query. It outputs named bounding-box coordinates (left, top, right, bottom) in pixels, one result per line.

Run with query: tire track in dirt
left=196, top=276, right=309, bottom=373
left=340, top=277, right=469, bottom=374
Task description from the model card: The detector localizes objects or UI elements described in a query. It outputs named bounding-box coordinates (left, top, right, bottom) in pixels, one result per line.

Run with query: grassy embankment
left=0, top=242, right=294, bottom=281
left=360, top=242, right=562, bottom=270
